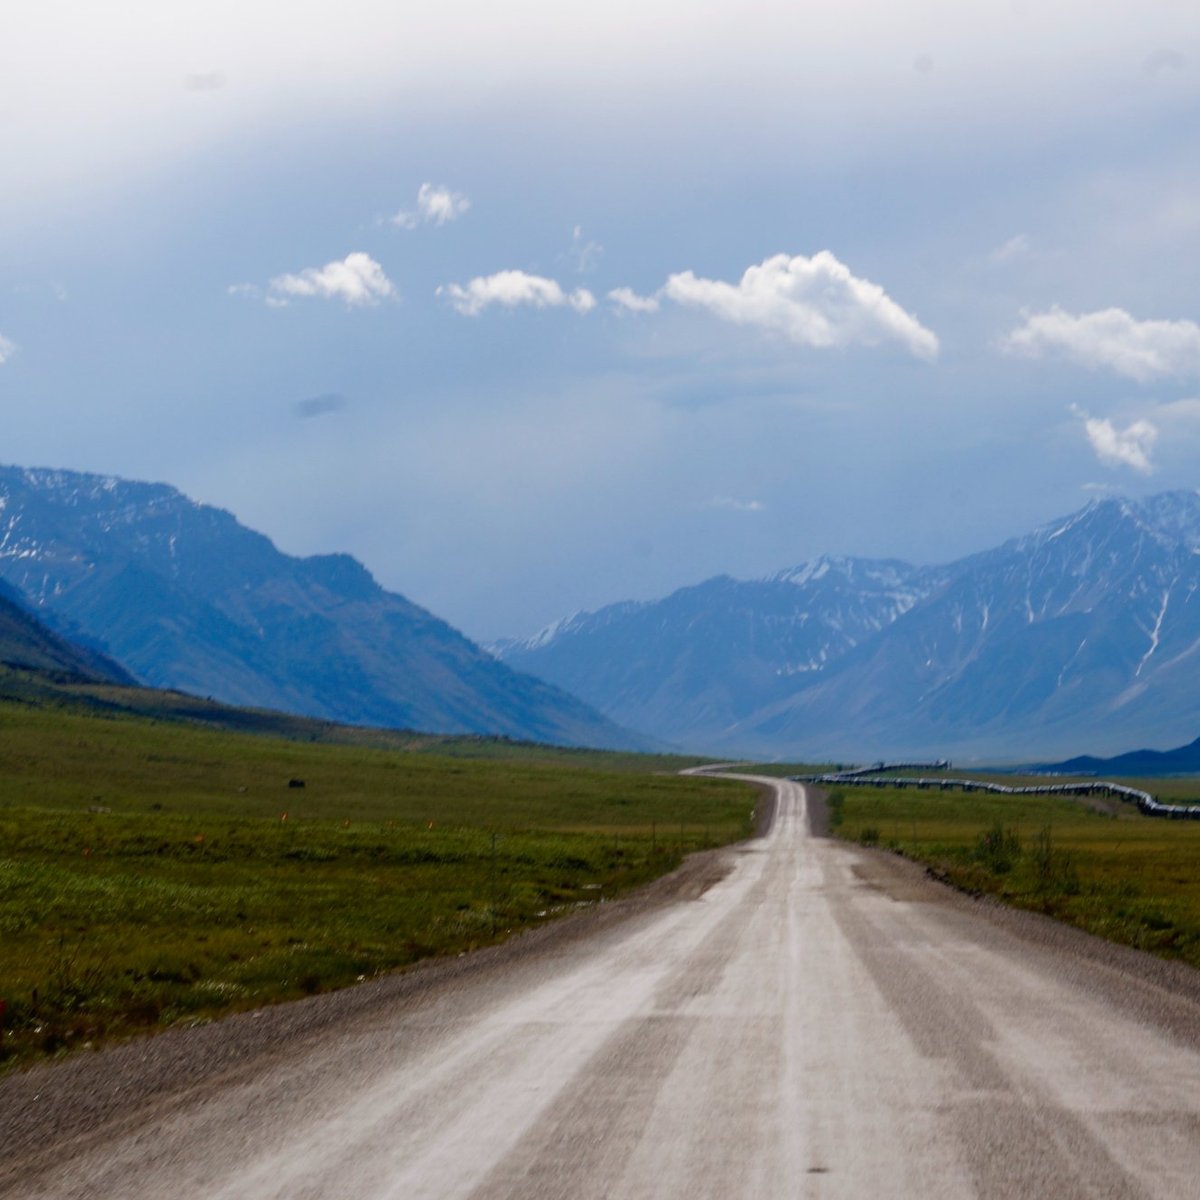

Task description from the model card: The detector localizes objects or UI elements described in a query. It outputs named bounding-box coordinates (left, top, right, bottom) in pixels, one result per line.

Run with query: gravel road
left=5, top=774, right=1200, bottom=1198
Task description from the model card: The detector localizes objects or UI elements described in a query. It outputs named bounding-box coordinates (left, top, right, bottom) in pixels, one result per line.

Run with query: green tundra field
left=0, top=689, right=756, bottom=1071
left=826, top=780, right=1200, bottom=970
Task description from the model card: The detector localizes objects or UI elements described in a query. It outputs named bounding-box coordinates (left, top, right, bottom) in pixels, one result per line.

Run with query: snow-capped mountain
left=495, top=557, right=949, bottom=746
left=496, top=493, right=1200, bottom=761
left=0, top=466, right=641, bottom=749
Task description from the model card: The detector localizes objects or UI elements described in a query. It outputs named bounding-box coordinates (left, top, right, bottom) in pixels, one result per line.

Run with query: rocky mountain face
left=497, top=493, right=1200, bottom=761
left=0, top=466, right=639, bottom=749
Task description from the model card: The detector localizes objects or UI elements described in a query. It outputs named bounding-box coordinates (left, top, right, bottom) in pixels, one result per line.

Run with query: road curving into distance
left=5, top=773, right=1200, bottom=1198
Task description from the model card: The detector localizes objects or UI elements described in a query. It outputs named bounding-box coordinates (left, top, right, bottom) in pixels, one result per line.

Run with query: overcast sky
left=4, top=2, right=1200, bottom=639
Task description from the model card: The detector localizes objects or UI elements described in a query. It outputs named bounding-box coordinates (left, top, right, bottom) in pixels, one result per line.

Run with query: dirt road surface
left=5, top=775, right=1200, bottom=1198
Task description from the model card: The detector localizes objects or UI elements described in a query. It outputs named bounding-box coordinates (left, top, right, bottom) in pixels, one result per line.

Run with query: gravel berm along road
left=6, top=773, right=1200, bottom=1199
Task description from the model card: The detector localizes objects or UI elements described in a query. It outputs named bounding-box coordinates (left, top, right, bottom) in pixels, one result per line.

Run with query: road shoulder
left=0, top=786, right=775, bottom=1189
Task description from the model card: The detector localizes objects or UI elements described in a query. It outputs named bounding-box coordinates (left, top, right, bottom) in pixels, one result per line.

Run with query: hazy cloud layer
left=1156, top=397, right=1200, bottom=422
left=0, top=335, right=15, bottom=365
left=661, top=252, right=940, bottom=360
left=184, top=71, right=227, bottom=92
left=988, top=234, right=1032, bottom=265
left=268, top=253, right=395, bottom=307
left=566, top=226, right=603, bottom=273
left=439, top=271, right=595, bottom=316
left=14, top=0, right=1200, bottom=221
left=1005, top=306, right=1200, bottom=381
left=393, top=183, right=471, bottom=229
left=1083, top=415, right=1159, bottom=472
left=1142, top=48, right=1188, bottom=76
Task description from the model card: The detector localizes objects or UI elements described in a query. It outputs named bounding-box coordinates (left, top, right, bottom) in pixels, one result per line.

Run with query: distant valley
left=5, top=463, right=1199, bottom=764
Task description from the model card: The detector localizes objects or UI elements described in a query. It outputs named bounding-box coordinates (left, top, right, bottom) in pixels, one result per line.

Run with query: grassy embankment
left=0, top=688, right=755, bottom=1070
left=826, top=778, right=1200, bottom=969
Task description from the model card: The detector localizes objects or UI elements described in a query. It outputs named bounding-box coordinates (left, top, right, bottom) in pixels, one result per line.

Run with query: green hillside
left=0, top=679, right=754, bottom=1071
left=0, top=583, right=131, bottom=683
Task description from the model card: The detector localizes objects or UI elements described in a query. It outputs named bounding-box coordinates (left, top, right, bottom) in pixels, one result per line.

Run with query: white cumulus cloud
left=661, top=251, right=939, bottom=360
left=608, top=287, right=661, bottom=314
left=268, top=252, right=395, bottom=307
left=392, top=183, right=470, bottom=229
left=0, top=334, right=15, bottom=364
left=1082, top=414, right=1159, bottom=473
left=1004, top=306, right=1200, bottom=382
left=439, top=270, right=594, bottom=316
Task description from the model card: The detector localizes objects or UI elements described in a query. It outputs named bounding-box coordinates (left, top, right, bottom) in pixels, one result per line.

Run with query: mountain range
left=496, top=492, right=1200, bottom=762
left=6, top=463, right=1200, bottom=763
left=0, top=466, right=637, bottom=749
left=1046, top=735, right=1200, bottom=777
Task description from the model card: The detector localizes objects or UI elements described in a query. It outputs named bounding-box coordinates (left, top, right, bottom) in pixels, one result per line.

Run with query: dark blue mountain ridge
left=0, top=465, right=642, bottom=749
left=1043, top=735, right=1200, bottom=777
